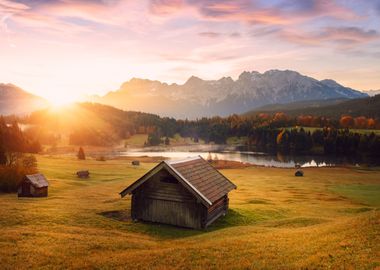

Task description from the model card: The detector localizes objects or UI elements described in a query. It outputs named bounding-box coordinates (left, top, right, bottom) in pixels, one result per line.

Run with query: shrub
left=0, top=155, right=38, bottom=193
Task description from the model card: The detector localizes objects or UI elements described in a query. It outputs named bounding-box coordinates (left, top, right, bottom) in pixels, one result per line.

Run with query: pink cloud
left=150, top=0, right=185, bottom=15
left=149, top=0, right=359, bottom=25
left=0, top=0, right=29, bottom=13
left=281, top=26, right=380, bottom=47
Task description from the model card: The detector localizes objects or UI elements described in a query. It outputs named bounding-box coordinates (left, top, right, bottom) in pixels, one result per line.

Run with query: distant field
left=125, top=134, right=148, bottom=147
left=226, top=136, right=248, bottom=145
left=0, top=155, right=379, bottom=269
left=125, top=133, right=205, bottom=148
left=171, top=133, right=205, bottom=145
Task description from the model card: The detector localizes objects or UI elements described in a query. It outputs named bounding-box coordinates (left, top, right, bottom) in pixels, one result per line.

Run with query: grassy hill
left=0, top=155, right=379, bottom=269
left=245, top=95, right=380, bottom=119
left=25, top=103, right=162, bottom=146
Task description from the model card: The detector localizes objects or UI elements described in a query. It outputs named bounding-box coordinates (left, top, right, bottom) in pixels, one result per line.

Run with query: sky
left=1, top=0, right=380, bottom=103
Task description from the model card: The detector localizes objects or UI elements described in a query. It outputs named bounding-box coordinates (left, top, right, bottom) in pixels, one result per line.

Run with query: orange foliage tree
left=339, top=115, right=354, bottom=128
left=367, top=118, right=376, bottom=129
left=297, top=115, right=314, bottom=127
left=354, top=116, right=368, bottom=129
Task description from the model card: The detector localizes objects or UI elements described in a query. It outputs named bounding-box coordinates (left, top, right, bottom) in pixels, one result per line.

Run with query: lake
left=121, top=145, right=379, bottom=168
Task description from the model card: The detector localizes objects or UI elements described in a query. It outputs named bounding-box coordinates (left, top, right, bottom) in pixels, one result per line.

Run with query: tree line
left=7, top=103, right=380, bottom=158
left=248, top=127, right=380, bottom=157
left=146, top=113, right=380, bottom=158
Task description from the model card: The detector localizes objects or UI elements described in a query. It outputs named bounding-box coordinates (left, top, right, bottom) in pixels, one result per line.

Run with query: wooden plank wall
left=135, top=197, right=202, bottom=228
left=132, top=169, right=204, bottom=228
left=204, top=195, right=228, bottom=227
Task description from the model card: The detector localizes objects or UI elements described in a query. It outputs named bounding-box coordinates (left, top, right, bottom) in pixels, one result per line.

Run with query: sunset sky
left=1, top=0, right=380, bottom=103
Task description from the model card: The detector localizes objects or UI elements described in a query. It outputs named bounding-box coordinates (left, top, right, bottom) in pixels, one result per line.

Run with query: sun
left=46, top=93, right=78, bottom=108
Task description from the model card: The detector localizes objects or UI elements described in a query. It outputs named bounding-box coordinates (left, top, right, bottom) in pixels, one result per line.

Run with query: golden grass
left=0, top=156, right=379, bottom=269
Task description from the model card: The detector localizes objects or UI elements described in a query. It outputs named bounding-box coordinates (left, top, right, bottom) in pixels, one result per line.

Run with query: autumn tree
left=367, top=118, right=376, bottom=129
left=339, top=115, right=354, bottom=128
left=272, top=112, right=289, bottom=127
left=354, top=116, right=367, bottom=129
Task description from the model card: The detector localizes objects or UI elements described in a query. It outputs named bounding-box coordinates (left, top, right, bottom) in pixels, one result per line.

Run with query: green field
left=125, top=133, right=205, bottom=148
left=125, top=134, right=149, bottom=147
left=0, top=156, right=379, bottom=269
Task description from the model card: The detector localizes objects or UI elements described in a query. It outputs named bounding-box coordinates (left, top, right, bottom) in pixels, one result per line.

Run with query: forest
left=2, top=102, right=380, bottom=157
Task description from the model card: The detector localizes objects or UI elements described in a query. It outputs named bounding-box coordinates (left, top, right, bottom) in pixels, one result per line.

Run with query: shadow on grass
left=263, top=217, right=327, bottom=228
left=248, top=199, right=272, bottom=204
left=99, top=208, right=288, bottom=239
left=100, top=210, right=130, bottom=222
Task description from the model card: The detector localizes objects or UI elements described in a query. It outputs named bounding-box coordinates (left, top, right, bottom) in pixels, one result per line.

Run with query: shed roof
left=120, top=156, right=236, bottom=206
left=25, top=174, right=49, bottom=188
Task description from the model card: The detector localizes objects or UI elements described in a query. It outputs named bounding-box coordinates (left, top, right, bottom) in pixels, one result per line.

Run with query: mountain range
left=0, top=83, right=48, bottom=116
left=94, top=70, right=367, bottom=119
left=245, top=95, right=380, bottom=119
left=0, top=70, right=370, bottom=118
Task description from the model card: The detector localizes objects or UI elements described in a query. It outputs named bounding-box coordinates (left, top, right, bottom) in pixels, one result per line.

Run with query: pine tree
left=77, top=147, right=86, bottom=160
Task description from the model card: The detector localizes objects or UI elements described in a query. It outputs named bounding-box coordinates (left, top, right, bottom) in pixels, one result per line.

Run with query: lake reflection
left=121, top=146, right=378, bottom=167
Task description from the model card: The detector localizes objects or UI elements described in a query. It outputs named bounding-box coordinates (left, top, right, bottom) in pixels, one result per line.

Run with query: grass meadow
left=0, top=155, right=379, bottom=269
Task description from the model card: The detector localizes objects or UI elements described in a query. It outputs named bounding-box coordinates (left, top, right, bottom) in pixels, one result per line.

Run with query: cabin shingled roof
left=25, top=174, right=49, bottom=188
left=167, top=157, right=237, bottom=204
left=120, top=156, right=236, bottom=206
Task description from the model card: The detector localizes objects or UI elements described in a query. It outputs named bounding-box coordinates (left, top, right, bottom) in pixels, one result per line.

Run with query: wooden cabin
left=132, top=160, right=140, bottom=166
left=18, top=174, right=48, bottom=197
left=295, top=170, right=304, bottom=177
left=120, top=156, right=237, bottom=229
left=77, top=170, right=90, bottom=178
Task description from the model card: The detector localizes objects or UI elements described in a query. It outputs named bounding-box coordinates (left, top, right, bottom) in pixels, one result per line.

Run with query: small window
left=160, top=177, right=178, bottom=184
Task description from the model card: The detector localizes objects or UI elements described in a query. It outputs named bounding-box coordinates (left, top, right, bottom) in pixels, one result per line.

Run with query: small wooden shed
left=120, top=156, right=237, bottom=229
left=77, top=170, right=90, bottom=178
left=131, top=160, right=140, bottom=166
left=18, top=174, right=48, bottom=197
